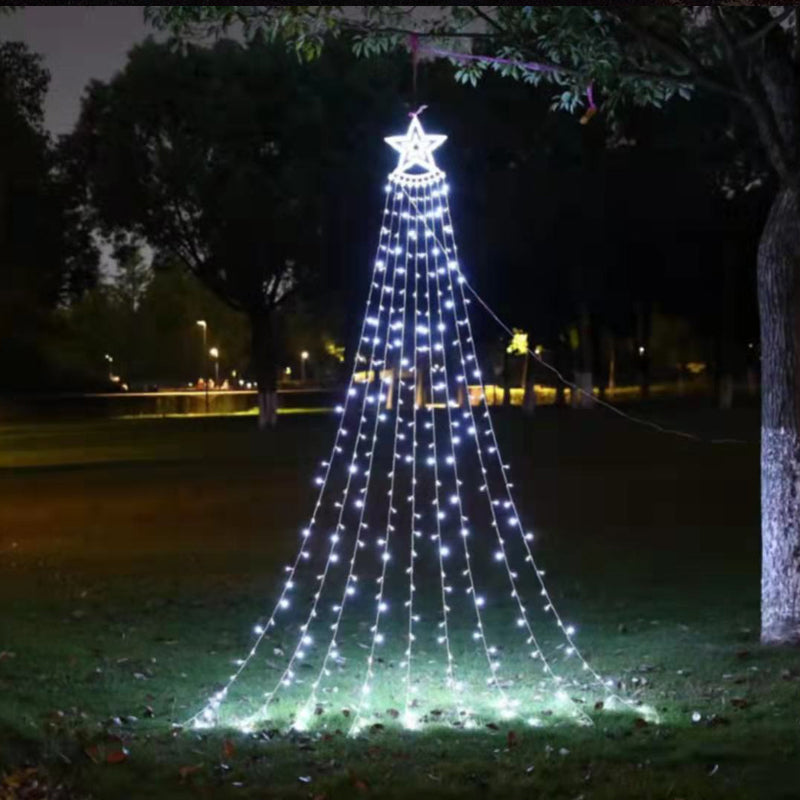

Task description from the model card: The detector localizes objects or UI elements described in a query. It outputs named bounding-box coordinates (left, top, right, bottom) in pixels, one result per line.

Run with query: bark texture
left=758, top=186, right=800, bottom=645
left=251, top=309, right=279, bottom=430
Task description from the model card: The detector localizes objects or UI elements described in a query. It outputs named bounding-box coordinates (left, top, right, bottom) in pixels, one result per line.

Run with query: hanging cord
left=409, top=33, right=420, bottom=107
left=463, top=279, right=752, bottom=446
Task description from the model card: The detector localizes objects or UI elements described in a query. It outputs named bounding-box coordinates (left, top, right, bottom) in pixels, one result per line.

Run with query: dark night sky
left=1, top=6, right=154, bottom=135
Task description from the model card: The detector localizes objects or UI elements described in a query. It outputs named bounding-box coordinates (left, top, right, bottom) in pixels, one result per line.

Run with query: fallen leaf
left=298, top=776, right=312, bottom=784
left=634, top=718, right=649, bottom=729
left=106, top=748, right=128, bottom=765
left=222, top=738, right=236, bottom=759
left=507, top=731, right=518, bottom=748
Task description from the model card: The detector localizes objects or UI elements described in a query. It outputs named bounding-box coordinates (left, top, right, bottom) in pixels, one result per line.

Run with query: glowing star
left=385, top=115, right=447, bottom=185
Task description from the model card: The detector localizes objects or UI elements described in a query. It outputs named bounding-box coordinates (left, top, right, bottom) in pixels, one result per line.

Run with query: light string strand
left=438, top=188, right=655, bottom=718
left=185, top=186, right=398, bottom=730
left=348, top=183, right=417, bottom=734
left=400, top=183, right=423, bottom=729
left=251, top=185, right=406, bottom=725
left=414, top=184, right=461, bottom=720
left=400, top=178, right=655, bottom=721
left=420, top=182, right=510, bottom=716
left=428, top=178, right=592, bottom=724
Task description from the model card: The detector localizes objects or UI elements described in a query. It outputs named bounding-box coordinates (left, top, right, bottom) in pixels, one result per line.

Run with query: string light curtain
left=187, top=115, right=655, bottom=734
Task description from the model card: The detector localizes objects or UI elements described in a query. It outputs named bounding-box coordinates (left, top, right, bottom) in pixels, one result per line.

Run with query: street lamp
left=104, top=354, right=114, bottom=383
left=196, top=320, right=209, bottom=413
left=209, top=347, right=220, bottom=387
left=301, top=350, right=310, bottom=383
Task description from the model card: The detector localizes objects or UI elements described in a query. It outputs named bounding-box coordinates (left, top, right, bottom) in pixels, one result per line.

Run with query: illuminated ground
left=0, top=408, right=797, bottom=799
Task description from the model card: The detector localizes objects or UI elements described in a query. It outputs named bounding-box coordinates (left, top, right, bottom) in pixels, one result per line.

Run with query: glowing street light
left=209, top=347, right=220, bottom=387
left=301, top=350, right=310, bottom=383
left=196, top=320, right=209, bottom=412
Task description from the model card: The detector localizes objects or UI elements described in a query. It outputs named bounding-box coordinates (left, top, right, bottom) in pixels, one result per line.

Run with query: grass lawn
left=0, top=408, right=798, bottom=799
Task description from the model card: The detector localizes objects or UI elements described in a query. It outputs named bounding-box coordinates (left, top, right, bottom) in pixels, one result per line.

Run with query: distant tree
left=148, top=4, right=800, bottom=645
left=0, top=41, right=98, bottom=390
left=110, top=244, right=152, bottom=312
left=58, top=258, right=250, bottom=389
left=67, top=38, right=409, bottom=427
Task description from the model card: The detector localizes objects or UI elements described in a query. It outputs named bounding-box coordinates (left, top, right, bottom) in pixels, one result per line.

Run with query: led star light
left=385, top=115, right=447, bottom=186
left=186, top=115, right=655, bottom=736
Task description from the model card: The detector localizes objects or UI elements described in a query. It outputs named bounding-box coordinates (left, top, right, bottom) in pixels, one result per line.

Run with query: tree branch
left=334, top=19, right=496, bottom=40
left=712, top=7, right=794, bottom=184
left=738, top=6, right=796, bottom=50
left=469, top=6, right=506, bottom=35
left=619, top=14, right=745, bottom=101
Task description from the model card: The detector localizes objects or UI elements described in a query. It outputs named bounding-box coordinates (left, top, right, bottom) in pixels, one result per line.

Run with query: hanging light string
left=402, top=182, right=464, bottom=727
left=436, top=190, right=656, bottom=718
left=403, top=183, right=656, bottom=721
left=419, top=184, right=511, bottom=716
left=185, top=186, right=399, bottom=730
left=251, top=185, right=407, bottom=726
left=348, top=184, right=417, bottom=733
left=429, top=177, right=592, bottom=724
left=464, top=283, right=749, bottom=446
left=415, top=187, right=461, bottom=714
left=420, top=185, right=476, bottom=718
left=400, top=184, right=424, bottom=728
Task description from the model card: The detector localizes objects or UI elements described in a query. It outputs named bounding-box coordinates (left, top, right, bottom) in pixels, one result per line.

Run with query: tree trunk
left=718, top=244, right=737, bottom=410
left=573, top=305, right=594, bottom=410
left=718, top=374, right=734, bottom=410
left=502, top=348, right=511, bottom=408
left=251, top=308, right=279, bottom=430
left=758, top=186, right=800, bottom=645
left=636, top=303, right=651, bottom=401
left=555, top=337, right=567, bottom=408
left=521, top=353, right=536, bottom=416
left=416, top=363, right=429, bottom=409
left=608, top=335, right=616, bottom=394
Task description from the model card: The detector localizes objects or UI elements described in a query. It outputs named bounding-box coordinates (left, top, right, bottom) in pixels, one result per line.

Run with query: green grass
left=0, top=409, right=798, bottom=799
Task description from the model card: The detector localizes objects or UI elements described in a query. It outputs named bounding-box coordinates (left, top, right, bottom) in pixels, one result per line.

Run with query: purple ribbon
left=417, top=41, right=598, bottom=119
left=423, top=45, right=563, bottom=77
